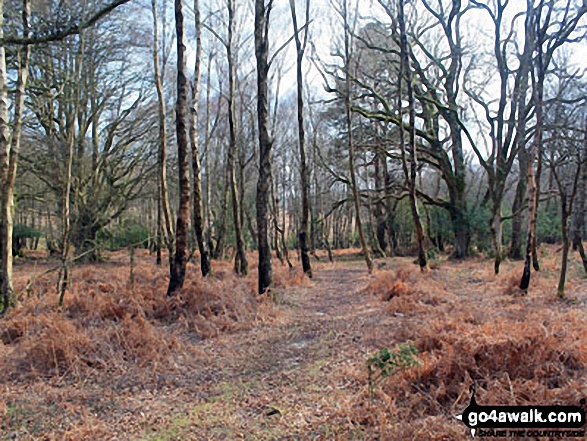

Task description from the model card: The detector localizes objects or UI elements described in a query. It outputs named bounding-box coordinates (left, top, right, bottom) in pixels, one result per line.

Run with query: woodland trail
left=140, top=261, right=394, bottom=440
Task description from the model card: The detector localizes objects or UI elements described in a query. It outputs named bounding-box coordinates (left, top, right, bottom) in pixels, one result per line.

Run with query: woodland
left=0, top=0, right=587, bottom=439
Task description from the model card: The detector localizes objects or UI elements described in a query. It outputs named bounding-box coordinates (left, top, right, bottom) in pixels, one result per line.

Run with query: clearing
left=1, top=250, right=587, bottom=440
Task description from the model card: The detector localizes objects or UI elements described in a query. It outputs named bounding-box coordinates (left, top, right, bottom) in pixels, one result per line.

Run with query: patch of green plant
left=99, top=220, right=150, bottom=251
left=426, top=247, right=440, bottom=261
left=13, top=224, right=42, bottom=240
left=366, top=342, right=419, bottom=400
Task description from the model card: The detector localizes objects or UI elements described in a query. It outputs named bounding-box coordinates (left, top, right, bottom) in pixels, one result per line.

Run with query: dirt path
left=137, top=262, right=392, bottom=440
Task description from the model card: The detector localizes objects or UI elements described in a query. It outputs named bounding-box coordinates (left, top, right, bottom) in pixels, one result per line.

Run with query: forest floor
left=1, top=247, right=587, bottom=440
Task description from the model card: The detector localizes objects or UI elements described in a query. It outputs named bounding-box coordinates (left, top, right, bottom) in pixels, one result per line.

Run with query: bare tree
left=397, top=0, right=426, bottom=271
left=190, top=0, right=211, bottom=276
left=0, top=0, right=30, bottom=311
left=227, top=0, right=248, bottom=275
left=255, top=0, right=273, bottom=293
left=167, top=0, right=192, bottom=296
left=520, top=0, right=586, bottom=292
left=341, top=0, right=373, bottom=274
left=465, top=0, right=534, bottom=274
left=151, top=0, right=175, bottom=275
left=572, top=130, right=587, bottom=273
left=290, top=0, right=312, bottom=278
left=550, top=142, right=583, bottom=298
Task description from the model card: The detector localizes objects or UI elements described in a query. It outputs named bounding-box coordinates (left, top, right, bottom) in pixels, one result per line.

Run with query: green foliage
left=536, top=204, right=561, bottom=244
left=467, top=205, right=492, bottom=253
left=99, top=220, right=150, bottom=250
left=425, top=246, right=440, bottom=261
left=366, top=342, right=419, bottom=400
left=13, top=224, right=42, bottom=239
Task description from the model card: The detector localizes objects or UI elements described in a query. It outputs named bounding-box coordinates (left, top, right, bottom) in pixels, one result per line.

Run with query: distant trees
left=1, top=0, right=135, bottom=311
left=520, top=0, right=586, bottom=292
left=24, top=6, right=153, bottom=263
left=1, top=0, right=586, bottom=308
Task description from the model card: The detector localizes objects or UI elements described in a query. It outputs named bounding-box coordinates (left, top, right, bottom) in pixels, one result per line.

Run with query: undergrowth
left=0, top=250, right=309, bottom=382
left=348, top=251, right=587, bottom=439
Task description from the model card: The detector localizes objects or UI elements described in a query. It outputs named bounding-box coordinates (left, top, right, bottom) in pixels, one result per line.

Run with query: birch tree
left=0, top=0, right=30, bottom=311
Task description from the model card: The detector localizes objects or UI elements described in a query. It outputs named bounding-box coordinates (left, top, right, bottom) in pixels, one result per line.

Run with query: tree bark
left=213, top=158, right=230, bottom=260
left=189, top=0, right=211, bottom=277
left=342, top=0, right=372, bottom=274
left=0, top=0, right=29, bottom=311
left=290, top=0, right=312, bottom=278
left=59, top=19, right=82, bottom=306
left=227, top=0, right=248, bottom=276
left=151, top=0, right=175, bottom=274
left=558, top=206, right=570, bottom=298
left=572, top=150, right=587, bottom=273
left=509, top=147, right=528, bottom=260
left=167, top=0, right=191, bottom=296
left=520, top=86, right=542, bottom=290
left=398, top=0, right=426, bottom=271
left=255, top=0, right=273, bottom=294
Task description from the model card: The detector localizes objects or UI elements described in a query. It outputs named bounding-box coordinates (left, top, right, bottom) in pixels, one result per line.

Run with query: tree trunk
left=58, top=6, right=81, bottom=306
left=509, top=148, right=528, bottom=259
left=557, top=201, right=569, bottom=298
left=572, top=154, right=587, bottom=273
left=532, top=148, right=542, bottom=271
left=450, top=198, right=470, bottom=259
left=58, top=93, right=76, bottom=306
left=490, top=197, right=503, bottom=274
left=203, top=51, right=214, bottom=247
left=0, top=0, right=29, bottom=311
left=290, top=0, right=312, bottom=278
left=156, top=188, right=162, bottom=265
left=520, top=82, right=543, bottom=291
left=398, top=0, right=426, bottom=271
left=213, top=159, right=230, bottom=260
left=342, top=0, right=372, bottom=274
left=167, top=0, right=191, bottom=296
left=70, top=216, right=101, bottom=262
left=255, top=0, right=273, bottom=294
left=152, top=0, right=175, bottom=274
left=189, top=0, right=211, bottom=277
left=373, top=152, right=388, bottom=255
left=227, top=0, right=248, bottom=276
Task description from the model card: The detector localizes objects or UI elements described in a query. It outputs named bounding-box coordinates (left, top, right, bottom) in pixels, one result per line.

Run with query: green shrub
left=99, top=221, right=150, bottom=251
left=366, top=342, right=419, bottom=399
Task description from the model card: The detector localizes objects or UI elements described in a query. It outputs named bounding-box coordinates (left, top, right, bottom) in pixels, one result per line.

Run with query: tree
left=190, top=0, right=211, bottom=277
left=465, top=0, right=534, bottom=274
left=226, top=0, right=248, bottom=275
left=549, top=133, right=583, bottom=298
left=397, top=0, right=426, bottom=271
left=151, top=0, right=175, bottom=274
left=167, top=0, right=192, bottom=296
left=24, top=9, right=154, bottom=264
left=0, top=0, right=30, bottom=311
left=351, top=0, right=472, bottom=260
left=341, top=0, right=373, bottom=274
left=255, top=0, right=273, bottom=294
left=520, top=0, right=586, bottom=292
left=542, top=63, right=587, bottom=297
left=290, top=0, right=312, bottom=278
